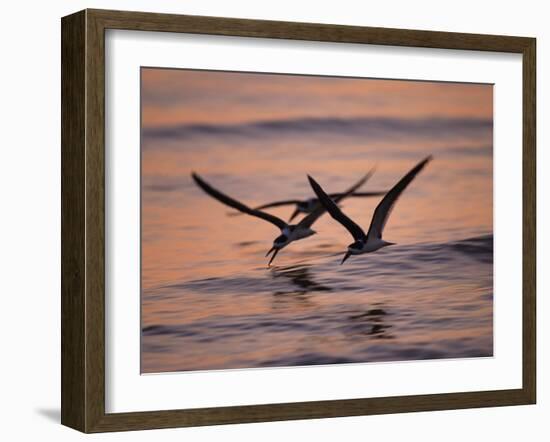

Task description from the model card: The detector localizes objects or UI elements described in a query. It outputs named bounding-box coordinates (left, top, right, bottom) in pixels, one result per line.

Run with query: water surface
left=141, top=69, right=493, bottom=373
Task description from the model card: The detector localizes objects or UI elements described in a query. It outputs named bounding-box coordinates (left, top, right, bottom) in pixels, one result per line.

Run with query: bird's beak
left=267, top=247, right=280, bottom=266
left=288, top=208, right=301, bottom=222
left=340, top=251, right=351, bottom=265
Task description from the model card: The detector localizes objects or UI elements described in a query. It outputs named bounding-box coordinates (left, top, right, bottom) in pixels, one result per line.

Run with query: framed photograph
left=61, top=9, right=536, bottom=433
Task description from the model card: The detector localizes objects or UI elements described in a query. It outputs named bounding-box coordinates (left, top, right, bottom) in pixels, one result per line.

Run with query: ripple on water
left=141, top=235, right=493, bottom=372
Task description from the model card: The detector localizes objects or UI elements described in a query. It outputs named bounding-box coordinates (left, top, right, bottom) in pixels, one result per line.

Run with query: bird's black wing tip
left=307, top=175, right=320, bottom=186
left=415, top=155, right=433, bottom=171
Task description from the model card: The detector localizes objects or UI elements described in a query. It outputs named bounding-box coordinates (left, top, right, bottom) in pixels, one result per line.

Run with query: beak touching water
left=340, top=251, right=351, bottom=265
left=266, top=247, right=280, bottom=266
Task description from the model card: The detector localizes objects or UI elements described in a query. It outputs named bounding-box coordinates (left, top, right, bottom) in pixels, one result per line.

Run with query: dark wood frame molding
left=61, top=8, right=536, bottom=433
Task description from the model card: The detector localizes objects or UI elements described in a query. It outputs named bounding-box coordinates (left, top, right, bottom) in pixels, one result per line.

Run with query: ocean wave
left=448, top=234, right=493, bottom=262
left=141, top=233, right=493, bottom=372
left=144, top=234, right=493, bottom=298
left=406, top=234, right=493, bottom=264
left=143, top=116, right=492, bottom=143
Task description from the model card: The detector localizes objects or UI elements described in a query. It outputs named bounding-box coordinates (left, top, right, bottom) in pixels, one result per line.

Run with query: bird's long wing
left=250, top=192, right=385, bottom=213
left=227, top=199, right=302, bottom=217
left=366, top=156, right=432, bottom=241
left=252, top=199, right=302, bottom=210
left=192, top=173, right=287, bottom=230
left=307, top=175, right=367, bottom=240
left=300, top=169, right=374, bottom=231
left=328, top=191, right=387, bottom=198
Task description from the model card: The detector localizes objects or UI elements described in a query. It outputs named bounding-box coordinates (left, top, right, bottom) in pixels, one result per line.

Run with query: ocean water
left=140, top=112, right=493, bottom=373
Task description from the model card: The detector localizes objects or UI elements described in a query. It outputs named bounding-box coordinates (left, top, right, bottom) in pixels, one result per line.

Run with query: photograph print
left=141, top=68, right=493, bottom=373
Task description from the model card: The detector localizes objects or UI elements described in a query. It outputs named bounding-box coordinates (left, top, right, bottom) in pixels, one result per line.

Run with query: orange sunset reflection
left=141, top=68, right=493, bottom=373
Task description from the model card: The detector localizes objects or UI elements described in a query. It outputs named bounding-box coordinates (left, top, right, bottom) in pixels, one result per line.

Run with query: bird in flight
left=308, top=156, right=433, bottom=264
left=241, top=190, right=387, bottom=222
left=192, top=169, right=375, bottom=265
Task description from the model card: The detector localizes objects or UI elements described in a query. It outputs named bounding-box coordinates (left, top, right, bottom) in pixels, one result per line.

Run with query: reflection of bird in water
left=271, top=265, right=332, bottom=294
left=230, top=190, right=386, bottom=222
left=347, top=308, right=394, bottom=339
left=192, top=169, right=374, bottom=265
left=308, top=156, right=432, bottom=264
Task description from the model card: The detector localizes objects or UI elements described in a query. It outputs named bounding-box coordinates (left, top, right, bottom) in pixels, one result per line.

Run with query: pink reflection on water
left=140, top=68, right=493, bottom=373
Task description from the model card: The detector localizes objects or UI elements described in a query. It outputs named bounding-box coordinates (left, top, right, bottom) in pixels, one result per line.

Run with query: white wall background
left=0, top=1, right=546, bottom=440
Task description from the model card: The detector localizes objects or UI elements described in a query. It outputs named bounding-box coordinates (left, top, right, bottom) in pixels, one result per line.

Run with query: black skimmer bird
left=192, top=170, right=374, bottom=265
left=308, top=156, right=433, bottom=264
left=246, top=190, right=387, bottom=222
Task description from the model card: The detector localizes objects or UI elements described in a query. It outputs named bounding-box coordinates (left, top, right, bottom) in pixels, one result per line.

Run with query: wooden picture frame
left=61, top=8, right=536, bottom=433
